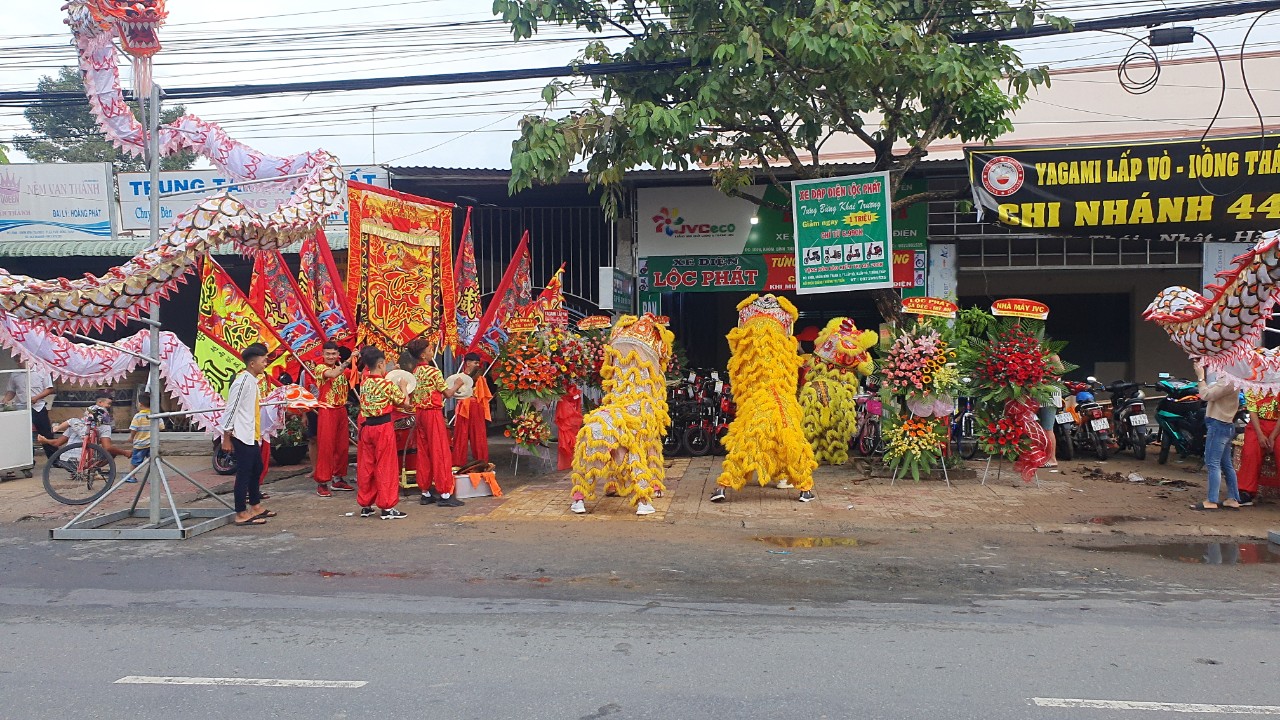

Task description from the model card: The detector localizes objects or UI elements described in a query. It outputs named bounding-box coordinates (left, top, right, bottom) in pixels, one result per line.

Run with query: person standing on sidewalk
left=404, top=339, right=466, bottom=508
left=1237, top=388, right=1280, bottom=505
left=1193, top=362, right=1243, bottom=511
left=311, top=342, right=356, bottom=498
left=2, top=363, right=56, bottom=458
left=355, top=346, right=411, bottom=520
left=220, top=344, right=274, bottom=527
left=451, top=352, right=492, bottom=467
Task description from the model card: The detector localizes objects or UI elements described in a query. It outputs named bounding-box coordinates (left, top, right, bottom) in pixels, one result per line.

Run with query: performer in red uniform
left=404, top=339, right=467, bottom=508
left=555, top=383, right=584, bottom=471
left=355, top=347, right=411, bottom=520
left=452, top=352, right=492, bottom=467
left=311, top=342, right=356, bottom=497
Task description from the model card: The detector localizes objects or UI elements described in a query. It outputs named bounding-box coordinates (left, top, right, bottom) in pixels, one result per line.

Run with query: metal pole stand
left=51, top=83, right=237, bottom=540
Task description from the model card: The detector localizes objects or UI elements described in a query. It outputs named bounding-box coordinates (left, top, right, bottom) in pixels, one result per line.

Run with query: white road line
left=115, top=676, right=366, bottom=689
left=1032, top=698, right=1280, bottom=714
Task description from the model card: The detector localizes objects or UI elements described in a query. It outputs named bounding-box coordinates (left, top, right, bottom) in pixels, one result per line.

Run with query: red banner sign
left=903, top=296, right=958, bottom=319
left=991, top=298, right=1050, bottom=320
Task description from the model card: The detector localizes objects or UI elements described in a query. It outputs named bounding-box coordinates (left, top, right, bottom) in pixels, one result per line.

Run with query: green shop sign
left=791, top=171, right=894, bottom=294
left=637, top=253, right=795, bottom=293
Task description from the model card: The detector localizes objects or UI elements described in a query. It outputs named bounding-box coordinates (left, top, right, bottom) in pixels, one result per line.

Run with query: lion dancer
left=311, top=342, right=356, bottom=497
left=451, top=352, right=492, bottom=468
left=405, top=339, right=466, bottom=508
left=355, top=346, right=411, bottom=520
left=712, top=294, right=817, bottom=503
left=570, top=314, right=674, bottom=516
left=799, top=317, right=877, bottom=467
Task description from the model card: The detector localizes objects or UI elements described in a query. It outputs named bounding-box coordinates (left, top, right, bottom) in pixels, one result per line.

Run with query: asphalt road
left=1, top=521, right=1279, bottom=719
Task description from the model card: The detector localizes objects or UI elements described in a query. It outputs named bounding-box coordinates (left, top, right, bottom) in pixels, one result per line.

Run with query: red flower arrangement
left=504, top=410, right=551, bottom=451
left=972, top=325, right=1050, bottom=392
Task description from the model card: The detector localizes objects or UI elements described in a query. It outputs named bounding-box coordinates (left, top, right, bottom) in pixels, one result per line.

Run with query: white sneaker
left=635, top=501, right=656, bottom=516
left=777, top=480, right=794, bottom=489
left=570, top=499, right=586, bottom=514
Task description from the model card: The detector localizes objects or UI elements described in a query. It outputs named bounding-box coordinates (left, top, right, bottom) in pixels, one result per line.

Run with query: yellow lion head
left=812, top=317, right=877, bottom=376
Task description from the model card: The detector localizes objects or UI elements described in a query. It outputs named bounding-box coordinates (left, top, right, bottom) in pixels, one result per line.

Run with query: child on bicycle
left=85, top=389, right=130, bottom=460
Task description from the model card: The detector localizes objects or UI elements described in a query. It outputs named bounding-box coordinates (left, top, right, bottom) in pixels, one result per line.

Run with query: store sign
left=791, top=171, right=894, bottom=294
left=992, top=298, right=1049, bottom=320
left=927, top=244, right=958, bottom=303
left=637, top=254, right=794, bottom=293
left=578, top=315, right=612, bottom=331
left=0, top=163, right=114, bottom=242
left=636, top=185, right=794, bottom=257
left=967, top=133, right=1280, bottom=239
left=117, top=165, right=389, bottom=235
left=598, top=267, right=635, bottom=313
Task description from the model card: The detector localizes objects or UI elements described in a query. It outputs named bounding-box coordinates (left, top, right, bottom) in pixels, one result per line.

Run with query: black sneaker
left=420, top=492, right=437, bottom=505
left=1239, top=491, right=1255, bottom=506
left=437, top=495, right=465, bottom=508
left=381, top=508, right=408, bottom=520
left=710, top=487, right=727, bottom=503
left=799, top=490, right=816, bottom=503
left=359, top=506, right=376, bottom=518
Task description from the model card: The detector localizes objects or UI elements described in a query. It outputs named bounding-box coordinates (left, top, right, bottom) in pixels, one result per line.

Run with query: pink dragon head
left=65, top=0, right=167, bottom=58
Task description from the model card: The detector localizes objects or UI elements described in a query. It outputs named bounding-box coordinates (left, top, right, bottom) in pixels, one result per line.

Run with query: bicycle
left=952, top=395, right=978, bottom=460
left=43, top=423, right=118, bottom=505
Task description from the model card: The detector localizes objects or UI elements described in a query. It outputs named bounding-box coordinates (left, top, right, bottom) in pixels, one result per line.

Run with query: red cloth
left=555, top=388, right=584, bottom=471
left=452, top=410, right=489, bottom=466
left=356, top=422, right=400, bottom=509
left=312, top=406, right=349, bottom=483
left=1239, top=417, right=1280, bottom=494
left=415, top=401, right=455, bottom=495
left=1010, top=398, right=1048, bottom=482
left=259, top=441, right=270, bottom=485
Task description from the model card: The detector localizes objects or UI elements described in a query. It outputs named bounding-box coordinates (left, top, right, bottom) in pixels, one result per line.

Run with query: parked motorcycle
left=1100, top=378, right=1151, bottom=461
left=1065, top=380, right=1112, bottom=460
left=1153, top=373, right=1205, bottom=465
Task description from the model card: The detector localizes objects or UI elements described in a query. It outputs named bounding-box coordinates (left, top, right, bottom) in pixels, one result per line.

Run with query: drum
left=446, top=372, right=475, bottom=399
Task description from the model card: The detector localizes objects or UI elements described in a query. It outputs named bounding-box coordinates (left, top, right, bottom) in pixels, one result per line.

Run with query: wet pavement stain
left=755, top=536, right=871, bottom=548
left=1081, top=543, right=1280, bottom=564
left=1082, top=515, right=1159, bottom=526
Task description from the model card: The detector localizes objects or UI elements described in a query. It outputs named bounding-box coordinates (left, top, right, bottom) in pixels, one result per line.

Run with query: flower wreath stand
left=879, top=324, right=961, bottom=487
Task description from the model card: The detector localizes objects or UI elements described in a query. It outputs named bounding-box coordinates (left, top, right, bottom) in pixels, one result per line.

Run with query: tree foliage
left=15, top=67, right=196, bottom=171
left=495, top=0, right=1068, bottom=215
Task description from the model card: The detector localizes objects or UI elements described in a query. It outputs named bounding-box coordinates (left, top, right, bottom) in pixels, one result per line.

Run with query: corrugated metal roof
left=0, top=234, right=349, bottom=258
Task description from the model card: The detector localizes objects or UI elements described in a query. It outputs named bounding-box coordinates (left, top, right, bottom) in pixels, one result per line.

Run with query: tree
left=15, top=67, right=196, bottom=172
left=0, top=144, right=9, bottom=164
left=495, top=0, right=1069, bottom=318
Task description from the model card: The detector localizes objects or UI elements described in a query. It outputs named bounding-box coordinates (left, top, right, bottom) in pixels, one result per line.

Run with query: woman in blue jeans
left=1193, top=362, right=1243, bottom=510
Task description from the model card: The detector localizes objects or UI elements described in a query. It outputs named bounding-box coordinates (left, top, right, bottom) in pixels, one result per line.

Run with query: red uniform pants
left=414, top=408, right=455, bottom=495
left=1239, top=417, right=1280, bottom=494
left=452, top=411, right=489, bottom=466
left=313, top=406, right=350, bottom=483
left=356, top=421, right=400, bottom=509
left=259, top=441, right=270, bottom=485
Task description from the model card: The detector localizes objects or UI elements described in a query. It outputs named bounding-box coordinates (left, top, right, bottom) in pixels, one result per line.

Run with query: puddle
left=1081, top=543, right=1280, bottom=564
left=755, top=536, right=870, bottom=548
left=1082, top=515, right=1158, bottom=526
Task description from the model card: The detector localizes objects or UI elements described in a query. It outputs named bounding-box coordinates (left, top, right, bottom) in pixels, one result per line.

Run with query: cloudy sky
left=0, top=0, right=1273, bottom=171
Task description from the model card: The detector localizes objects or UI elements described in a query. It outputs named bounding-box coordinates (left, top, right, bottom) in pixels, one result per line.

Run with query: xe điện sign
left=791, top=172, right=894, bottom=294
left=967, top=133, right=1280, bottom=240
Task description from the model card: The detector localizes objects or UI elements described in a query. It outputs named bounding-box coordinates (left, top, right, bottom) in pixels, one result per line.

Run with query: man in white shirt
left=219, top=344, right=273, bottom=526
left=2, top=364, right=56, bottom=458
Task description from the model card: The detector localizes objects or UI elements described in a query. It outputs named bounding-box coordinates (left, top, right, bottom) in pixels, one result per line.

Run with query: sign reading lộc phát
left=967, top=134, right=1280, bottom=241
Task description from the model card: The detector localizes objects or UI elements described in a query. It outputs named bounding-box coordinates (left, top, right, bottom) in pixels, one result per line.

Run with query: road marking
left=116, top=676, right=366, bottom=689
left=1033, top=698, right=1280, bottom=714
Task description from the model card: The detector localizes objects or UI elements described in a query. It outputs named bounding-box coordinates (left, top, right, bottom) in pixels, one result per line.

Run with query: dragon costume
left=0, top=0, right=335, bottom=431
left=713, top=294, right=818, bottom=501
left=1145, top=230, right=1280, bottom=390
left=799, top=318, right=878, bottom=465
left=569, top=314, right=674, bottom=517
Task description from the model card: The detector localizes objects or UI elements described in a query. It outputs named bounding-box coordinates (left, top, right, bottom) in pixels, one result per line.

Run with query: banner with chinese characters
left=967, top=133, right=1280, bottom=239
left=298, top=230, right=356, bottom=345
left=347, top=182, right=455, bottom=353
left=251, top=251, right=327, bottom=365
left=791, top=171, right=894, bottom=294
left=195, top=258, right=288, bottom=396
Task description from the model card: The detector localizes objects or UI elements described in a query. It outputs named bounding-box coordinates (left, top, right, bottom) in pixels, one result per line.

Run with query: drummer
left=450, top=352, right=492, bottom=468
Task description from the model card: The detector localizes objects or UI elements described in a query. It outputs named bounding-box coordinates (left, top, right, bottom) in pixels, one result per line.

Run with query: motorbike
left=1099, top=378, right=1151, bottom=461
left=1153, top=373, right=1205, bottom=465
left=1064, top=380, right=1112, bottom=460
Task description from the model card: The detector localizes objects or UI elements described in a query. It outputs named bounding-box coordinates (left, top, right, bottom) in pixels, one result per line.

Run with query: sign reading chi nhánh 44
left=791, top=172, right=894, bottom=294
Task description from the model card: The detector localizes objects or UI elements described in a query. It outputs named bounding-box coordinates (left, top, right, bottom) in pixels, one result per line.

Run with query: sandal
left=253, top=510, right=278, bottom=519
left=1189, top=502, right=1219, bottom=511
left=234, top=517, right=267, bottom=526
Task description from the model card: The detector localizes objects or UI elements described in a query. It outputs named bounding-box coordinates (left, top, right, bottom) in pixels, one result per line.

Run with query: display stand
left=889, top=453, right=951, bottom=488
left=981, top=456, right=1040, bottom=487
left=52, top=85, right=236, bottom=540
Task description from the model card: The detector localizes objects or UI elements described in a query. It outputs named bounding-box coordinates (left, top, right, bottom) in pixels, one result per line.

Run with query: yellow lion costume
left=569, top=313, right=674, bottom=516
left=800, top=318, right=878, bottom=465
left=713, top=294, right=818, bottom=502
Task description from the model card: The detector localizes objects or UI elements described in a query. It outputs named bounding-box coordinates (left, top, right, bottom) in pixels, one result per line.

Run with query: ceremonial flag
left=195, top=257, right=288, bottom=396
left=454, top=207, right=482, bottom=352
left=346, top=181, right=455, bottom=353
left=250, top=251, right=327, bottom=366
left=468, top=230, right=532, bottom=360
left=298, top=230, right=356, bottom=345
left=513, top=262, right=568, bottom=329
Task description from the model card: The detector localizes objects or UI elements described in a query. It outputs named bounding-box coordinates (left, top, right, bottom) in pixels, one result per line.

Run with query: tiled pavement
left=460, top=455, right=1280, bottom=539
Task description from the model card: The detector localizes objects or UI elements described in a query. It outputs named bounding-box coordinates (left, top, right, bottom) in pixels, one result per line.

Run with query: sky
left=0, top=0, right=1275, bottom=171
